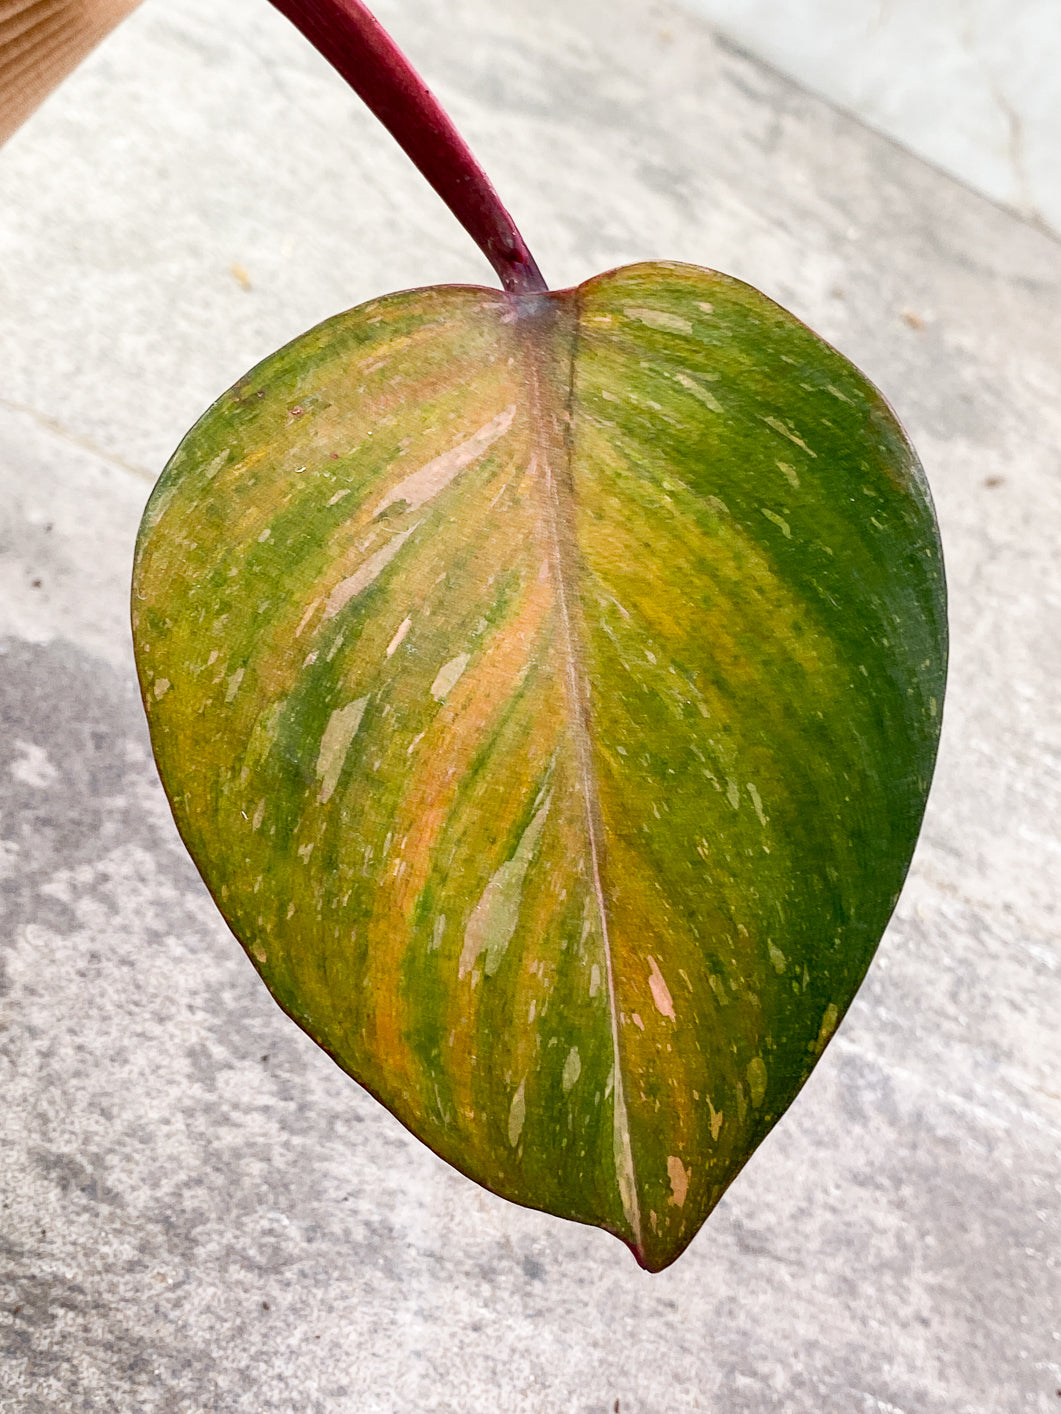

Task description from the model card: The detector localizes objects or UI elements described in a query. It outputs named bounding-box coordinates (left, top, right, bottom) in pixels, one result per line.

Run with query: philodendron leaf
left=132, top=261, right=946, bottom=1271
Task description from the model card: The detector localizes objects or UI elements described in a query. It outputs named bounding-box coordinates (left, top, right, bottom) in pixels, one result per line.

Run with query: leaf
left=132, top=261, right=946, bottom=1271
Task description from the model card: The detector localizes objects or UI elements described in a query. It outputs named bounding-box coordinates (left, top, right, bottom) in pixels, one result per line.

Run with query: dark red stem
left=266, top=0, right=547, bottom=295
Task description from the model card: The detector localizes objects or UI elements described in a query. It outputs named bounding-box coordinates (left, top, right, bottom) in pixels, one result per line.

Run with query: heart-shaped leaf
left=132, top=261, right=946, bottom=1270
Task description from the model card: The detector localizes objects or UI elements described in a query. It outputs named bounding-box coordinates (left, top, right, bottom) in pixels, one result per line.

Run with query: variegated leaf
left=132, top=261, right=946, bottom=1271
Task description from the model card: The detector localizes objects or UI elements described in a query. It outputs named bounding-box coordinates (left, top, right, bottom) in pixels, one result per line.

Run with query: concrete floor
left=0, top=0, right=1059, bottom=1409
left=679, top=0, right=1061, bottom=239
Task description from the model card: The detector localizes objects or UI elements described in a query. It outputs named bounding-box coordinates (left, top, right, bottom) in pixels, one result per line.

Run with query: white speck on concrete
left=10, top=740, right=58, bottom=787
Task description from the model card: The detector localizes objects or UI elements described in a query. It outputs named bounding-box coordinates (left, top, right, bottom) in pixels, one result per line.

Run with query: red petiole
left=265, top=0, right=548, bottom=296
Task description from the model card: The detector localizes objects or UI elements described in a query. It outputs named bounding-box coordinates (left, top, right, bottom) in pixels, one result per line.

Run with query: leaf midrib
left=515, top=289, right=643, bottom=1252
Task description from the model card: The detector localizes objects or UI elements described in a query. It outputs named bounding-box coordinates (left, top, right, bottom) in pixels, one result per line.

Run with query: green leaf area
left=132, top=262, right=946, bottom=1271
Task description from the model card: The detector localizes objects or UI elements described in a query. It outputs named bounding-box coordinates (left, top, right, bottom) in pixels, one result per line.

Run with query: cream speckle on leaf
left=762, top=415, right=817, bottom=456
left=674, top=370, right=723, bottom=413
left=667, top=1155, right=689, bottom=1208
left=623, top=306, right=693, bottom=334
left=430, top=651, right=471, bottom=701
left=508, top=1078, right=527, bottom=1147
left=747, top=782, right=768, bottom=826
left=814, top=1003, right=841, bottom=1055
left=747, top=1056, right=768, bottom=1107
left=386, top=615, right=412, bottom=657
left=761, top=507, right=792, bottom=539
left=316, top=697, right=370, bottom=803
left=777, top=460, right=801, bottom=489
left=458, top=798, right=550, bottom=979
left=371, top=406, right=515, bottom=517
left=647, top=956, right=676, bottom=1020
left=322, top=524, right=420, bottom=622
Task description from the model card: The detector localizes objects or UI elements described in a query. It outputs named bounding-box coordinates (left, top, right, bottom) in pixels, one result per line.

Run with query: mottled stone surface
left=0, top=0, right=1058, bottom=1410
left=677, top=0, right=1061, bottom=239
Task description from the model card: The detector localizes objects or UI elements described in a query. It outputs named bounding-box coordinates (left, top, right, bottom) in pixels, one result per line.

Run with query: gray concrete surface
left=677, top=0, right=1061, bottom=240
left=1, top=0, right=1059, bottom=1409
